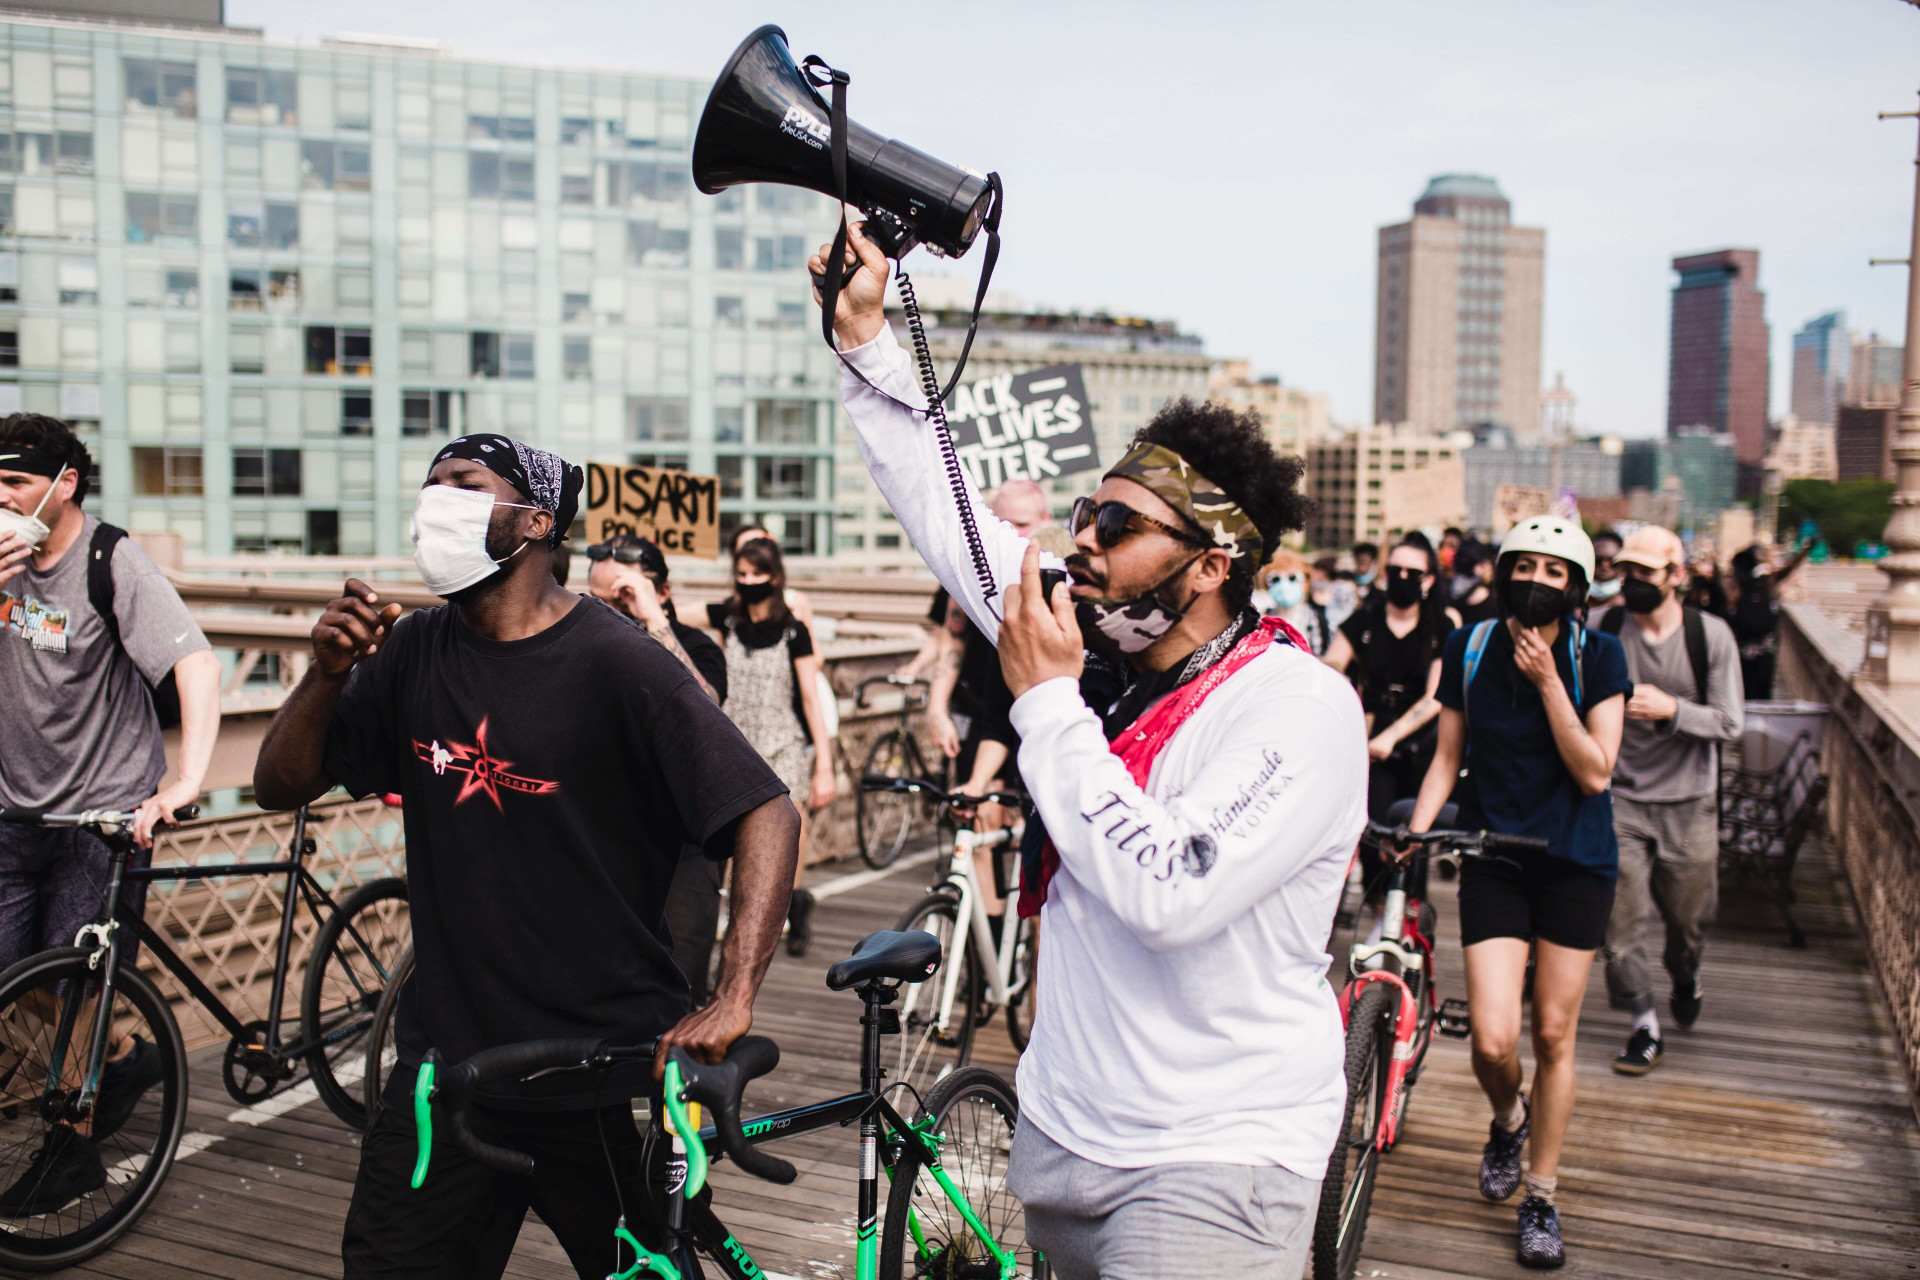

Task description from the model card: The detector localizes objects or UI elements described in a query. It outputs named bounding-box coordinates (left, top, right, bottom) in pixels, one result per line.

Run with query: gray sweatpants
left=1603, top=793, right=1720, bottom=1016
left=1006, top=1119, right=1318, bottom=1279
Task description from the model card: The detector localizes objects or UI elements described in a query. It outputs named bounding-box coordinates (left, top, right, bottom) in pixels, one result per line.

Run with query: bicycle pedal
left=1438, top=998, right=1471, bottom=1038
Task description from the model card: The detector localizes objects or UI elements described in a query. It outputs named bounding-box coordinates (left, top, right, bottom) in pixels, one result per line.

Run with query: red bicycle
left=1311, top=811, right=1547, bottom=1280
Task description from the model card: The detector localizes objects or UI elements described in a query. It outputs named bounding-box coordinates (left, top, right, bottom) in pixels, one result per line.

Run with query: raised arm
left=254, top=579, right=400, bottom=810
left=814, top=222, right=1031, bottom=644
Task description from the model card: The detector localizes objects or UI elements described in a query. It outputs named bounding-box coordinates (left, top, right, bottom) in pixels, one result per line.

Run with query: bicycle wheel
left=0, top=947, right=187, bottom=1272
left=880, top=1066, right=1037, bottom=1278
left=891, top=893, right=977, bottom=1103
left=1311, top=982, right=1394, bottom=1280
left=361, top=945, right=413, bottom=1130
left=859, top=730, right=926, bottom=869
left=1003, top=913, right=1039, bottom=1052
left=301, top=876, right=409, bottom=1130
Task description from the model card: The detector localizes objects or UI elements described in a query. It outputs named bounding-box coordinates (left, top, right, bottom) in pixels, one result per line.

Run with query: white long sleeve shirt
left=842, top=324, right=1367, bottom=1176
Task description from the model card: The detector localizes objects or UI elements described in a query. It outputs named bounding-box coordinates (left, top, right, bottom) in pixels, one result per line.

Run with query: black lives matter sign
left=944, top=365, right=1100, bottom=490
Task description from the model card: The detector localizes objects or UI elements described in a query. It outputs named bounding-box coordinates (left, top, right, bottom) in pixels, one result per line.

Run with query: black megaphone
left=691, top=25, right=994, bottom=262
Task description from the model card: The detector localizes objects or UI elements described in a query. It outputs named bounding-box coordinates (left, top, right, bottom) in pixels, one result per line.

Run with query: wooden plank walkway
left=26, top=834, right=1920, bottom=1279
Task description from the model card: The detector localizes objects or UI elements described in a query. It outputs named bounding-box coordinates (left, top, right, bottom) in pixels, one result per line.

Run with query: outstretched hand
left=999, top=542, right=1084, bottom=699
left=807, top=219, right=889, bottom=350
left=312, top=579, right=403, bottom=678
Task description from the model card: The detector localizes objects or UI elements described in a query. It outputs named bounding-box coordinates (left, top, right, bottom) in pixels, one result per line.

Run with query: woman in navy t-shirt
left=1400, top=516, right=1629, bottom=1270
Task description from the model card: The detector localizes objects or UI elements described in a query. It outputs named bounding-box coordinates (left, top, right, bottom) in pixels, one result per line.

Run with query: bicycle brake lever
left=661, top=1058, right=708, bottom=1200
left=410, top=1055, right=435, bottom=1190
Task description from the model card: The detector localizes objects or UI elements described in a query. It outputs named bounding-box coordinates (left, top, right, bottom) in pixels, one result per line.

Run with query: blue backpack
left=1460, top=617, right=1584, bottom=730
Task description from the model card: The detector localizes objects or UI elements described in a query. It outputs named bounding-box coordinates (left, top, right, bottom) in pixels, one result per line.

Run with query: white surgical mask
left=409, top=485, right=537, bottom=597
left=0, top=464, right=66, bottom=551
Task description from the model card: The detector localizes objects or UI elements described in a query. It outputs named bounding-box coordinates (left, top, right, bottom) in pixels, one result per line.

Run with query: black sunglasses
left=1069, top=497, right=1208, bottom=550
left=587, top=543, right=649, bottom=565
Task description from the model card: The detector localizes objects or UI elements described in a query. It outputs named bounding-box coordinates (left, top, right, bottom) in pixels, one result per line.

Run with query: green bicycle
left=414, top=928, right=1047, bottom=1278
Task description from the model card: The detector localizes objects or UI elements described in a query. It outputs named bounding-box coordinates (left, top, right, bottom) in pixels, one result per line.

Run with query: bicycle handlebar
left=854, top=674, right=929, bottom=708
left=858, top=776, right=1023, bottom=810
left=1362, top=821, right=1550, bottom=858
left=0, top=805, right=201, bottom=830
left=414, top=1034, right=794, bottom=1191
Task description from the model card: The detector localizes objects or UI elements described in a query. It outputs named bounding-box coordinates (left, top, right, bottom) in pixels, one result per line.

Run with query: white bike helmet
left=1498, top=515, right=1595, bottom=584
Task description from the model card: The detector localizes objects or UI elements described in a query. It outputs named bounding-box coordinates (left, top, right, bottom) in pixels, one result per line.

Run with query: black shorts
left=1458, top=851, right=1615, bottom=951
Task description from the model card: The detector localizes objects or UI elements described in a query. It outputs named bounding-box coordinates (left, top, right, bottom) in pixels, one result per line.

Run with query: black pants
left=1359, top=736, right=1433, bottom=900
left=343, top=1064, right=681, bottom=1280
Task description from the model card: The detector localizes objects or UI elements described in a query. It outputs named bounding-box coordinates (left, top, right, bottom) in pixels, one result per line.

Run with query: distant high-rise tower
left=1375, top=174, right=1545, bottom=437
left=1790, top=311, right=1850, bottom=428
left=1667, top=249, right=1770, bottom=465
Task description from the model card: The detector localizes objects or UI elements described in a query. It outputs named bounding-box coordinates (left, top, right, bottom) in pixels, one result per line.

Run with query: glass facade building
left=0, top=13, right=842, bottom=557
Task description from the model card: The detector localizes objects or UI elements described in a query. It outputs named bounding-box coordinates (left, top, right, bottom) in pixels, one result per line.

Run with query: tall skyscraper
left=1790, top=310, right=1849, bottom=428
left=1374, top=174, right=1544, bottom=438
left=1667, top=249, right=1769, bottom=466
left=0, top=6, right=842, bottom=558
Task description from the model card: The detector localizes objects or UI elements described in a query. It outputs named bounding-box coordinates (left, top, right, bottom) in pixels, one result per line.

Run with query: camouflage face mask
left=1075, top=550, right=1206, bottom=663
left=1104, top=443, right=1262, bottom=563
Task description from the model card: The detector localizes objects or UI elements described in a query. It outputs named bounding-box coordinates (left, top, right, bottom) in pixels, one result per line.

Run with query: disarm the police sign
left=944, top=364, right=1100, bottom=490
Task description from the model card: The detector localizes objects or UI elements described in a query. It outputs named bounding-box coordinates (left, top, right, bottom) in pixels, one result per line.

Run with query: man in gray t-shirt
left=1592, top=525, right=1742, bottom=1079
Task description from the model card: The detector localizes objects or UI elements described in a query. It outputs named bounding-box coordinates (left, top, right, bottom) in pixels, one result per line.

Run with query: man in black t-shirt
left=254, top=435, right=798, bottom=1280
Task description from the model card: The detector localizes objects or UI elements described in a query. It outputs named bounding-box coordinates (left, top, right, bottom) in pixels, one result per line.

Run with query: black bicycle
left=416, top=928, right=1045, bottom=1278
left=853, top=675, right=947, bottom=869
left=0, top=803, right=408, bottom=1271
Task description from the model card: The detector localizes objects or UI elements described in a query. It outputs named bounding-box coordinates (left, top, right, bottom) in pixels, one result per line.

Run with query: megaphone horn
left=691, top=25, right=995, bottom=262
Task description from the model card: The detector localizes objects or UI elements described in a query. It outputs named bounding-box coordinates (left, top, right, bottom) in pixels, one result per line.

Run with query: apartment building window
left=629, top=397, right=689, bottom=442
left=336, top=80, right=372, bottom=131
left=302, top=141, right=371, bottom=192
left=561, top=174, right=591, bottom=205
left=755, top=400, right=815, bottom=445
left=132, top=446, right=202, bottom=496
left=0, top=191, right=13, bottom=238
left=714, top=406, right=745, bottom=443
left=503, top=334, right=535, bottom=380
left=714, top=228, right=745, bottom=272
left=715, top=296, right=744, bottom=328
left=774, top=301, right=805, bottom=331
left=230, top=268, right=298, bottom=310
left=403, top=389, right=465, bottom=437
left=307, top=510, right=339, bottom=556
left=469, top=114, right=536, bottom=143
left=232, top=447, right=301, bottom=496
left=563, top=336, right=591, bottom=382
left=627, top=221, right=689, bottom=268
left=469, top=153, right=534, bottom=201
left=227, top=200, right=298, bottom=249
left=340, top=390, right=373, bottom=436
left=163, top=270, right=196, bottom=309
left=125, top=193, right=197, bottom=245
left=58, top=258, right=98, bottom=306
left=756, top=457, right=815, bottom=501
left=756, top=187, right=815, bottom=215
left=230, top=325, right=264, bottom=374
left=560, top=117, right=592, bottom=146
left=0, top=330, right=17, bottom=368
left=225, top=68, right=297, bottom=125
left=717, top=455, right=743, bottom=498
left=753, top=236, right=807, bottom=272
left=124, top=59, right=196, bottom=117
left=306, top=326, right=373, bottom=376
left=628, top=452, right=689, bottom=471
left=562, top=291, right=590, bottom=322
left=605, top=161, right=688, bottom=207
left=470, top=331, right=500, bottom=378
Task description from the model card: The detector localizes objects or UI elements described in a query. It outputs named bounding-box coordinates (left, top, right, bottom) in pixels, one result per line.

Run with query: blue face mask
left=1266, top=573, right=1306, bottom=610
left=1356, top=569, right=1376, bottom=587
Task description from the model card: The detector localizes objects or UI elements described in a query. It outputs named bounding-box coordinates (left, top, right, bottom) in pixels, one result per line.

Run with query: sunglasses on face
left=1068, top=496, right=1208, bottom=551
left=586, top=543, right=653, bottom=565
left=1385, top=565, right=1423, bottom=582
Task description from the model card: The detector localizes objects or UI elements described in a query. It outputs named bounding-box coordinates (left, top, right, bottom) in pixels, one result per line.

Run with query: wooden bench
left=1719, top=733, right=1827, bottom=948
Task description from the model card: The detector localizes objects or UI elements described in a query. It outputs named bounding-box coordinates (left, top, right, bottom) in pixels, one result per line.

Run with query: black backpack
left=86, top=522, right=181, bottom=729
left=1598, top=604, right=1709, bottom=704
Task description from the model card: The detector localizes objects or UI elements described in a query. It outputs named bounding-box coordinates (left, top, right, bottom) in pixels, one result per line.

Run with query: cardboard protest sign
left=943, top=365, right=1100, bottom=490
left=1493, top=483, right=1553, bottom=536
left=582, top=462, right=720, bottom=557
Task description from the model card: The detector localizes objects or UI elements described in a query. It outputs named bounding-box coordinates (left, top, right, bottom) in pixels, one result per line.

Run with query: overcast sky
left=232, top=0, right=1920, bottom=438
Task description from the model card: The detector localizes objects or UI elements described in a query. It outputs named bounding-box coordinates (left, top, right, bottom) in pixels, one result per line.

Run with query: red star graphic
left=412, top=716, right=560, bottom=812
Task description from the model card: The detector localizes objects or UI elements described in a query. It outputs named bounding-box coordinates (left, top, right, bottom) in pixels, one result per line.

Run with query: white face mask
left=0, top=464, right=66, bottom=550
left=409, top=485, right=537, bottom=597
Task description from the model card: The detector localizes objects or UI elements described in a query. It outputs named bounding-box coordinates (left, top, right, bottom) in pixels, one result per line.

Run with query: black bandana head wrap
left=429, top=434, right=582, bottom=547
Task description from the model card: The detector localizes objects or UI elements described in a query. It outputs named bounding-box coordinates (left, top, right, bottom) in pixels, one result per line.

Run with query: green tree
left=1778, top=478, right=1895, bottom=555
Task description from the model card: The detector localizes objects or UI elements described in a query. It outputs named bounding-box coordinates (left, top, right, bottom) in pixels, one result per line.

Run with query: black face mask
left=1384, top=571, right=1425, bottom=609
left=735, top=580, right=777, bottom=605
left=1620, top=576, right=1665, bottom=615
left=1504, top=579, right=1567, bottom=628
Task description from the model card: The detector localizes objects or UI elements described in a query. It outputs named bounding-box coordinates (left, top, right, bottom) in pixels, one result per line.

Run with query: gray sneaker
left=1516, top=1195, right=1566, bottom=1268
left=1479, top=1095, right=1529, bottom=1201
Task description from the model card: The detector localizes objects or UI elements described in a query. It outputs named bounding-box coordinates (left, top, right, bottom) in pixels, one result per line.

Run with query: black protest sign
left=583, top=462, right=720, bottom=557
left=944, top=365, right=1100, bottom=490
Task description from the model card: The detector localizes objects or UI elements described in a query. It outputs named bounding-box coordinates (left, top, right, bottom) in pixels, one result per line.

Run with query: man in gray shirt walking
left=1593, top=526, right=1742, bottom=1075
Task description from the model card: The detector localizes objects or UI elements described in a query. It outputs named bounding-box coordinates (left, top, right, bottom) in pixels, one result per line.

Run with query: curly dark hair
left=0, top=413, right=92, bottom=504
left=1130, top=397, right=1313, bottom=611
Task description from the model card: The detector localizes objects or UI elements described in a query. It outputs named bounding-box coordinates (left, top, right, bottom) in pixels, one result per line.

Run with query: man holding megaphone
left=815, top=224, right=1367, bottom=1277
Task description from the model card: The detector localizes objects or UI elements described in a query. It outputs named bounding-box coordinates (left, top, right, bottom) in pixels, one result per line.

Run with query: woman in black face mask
left=1392, top=515, right=1632, bottom=1267
left=708, top=537, right=837, bottom=956
left=1323, top=533, right=1462, bottom=905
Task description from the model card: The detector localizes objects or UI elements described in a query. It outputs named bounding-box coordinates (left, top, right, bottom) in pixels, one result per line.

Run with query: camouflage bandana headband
left=1106, top=442, right=1262, bottom=562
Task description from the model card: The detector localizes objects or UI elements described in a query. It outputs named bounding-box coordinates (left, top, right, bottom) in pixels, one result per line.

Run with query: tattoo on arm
left=652, top=625, right=720, bottom=704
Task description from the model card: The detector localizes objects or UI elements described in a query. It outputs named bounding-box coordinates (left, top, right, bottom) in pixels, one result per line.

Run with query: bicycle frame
left=50, top=806, right=382, bottom=1108
left=911, top=820, right=1027, bottom=1043
left=1337, top=866, right=1439, bottom=1153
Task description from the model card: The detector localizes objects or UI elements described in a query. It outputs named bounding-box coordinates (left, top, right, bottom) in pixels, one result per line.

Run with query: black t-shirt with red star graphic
left=323, top=595, right=788, bottom=1107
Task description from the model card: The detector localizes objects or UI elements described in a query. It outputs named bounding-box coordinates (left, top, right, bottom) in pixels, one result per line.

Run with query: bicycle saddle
left=826, top=929, right=943, bottom=991
left=1385, top=798, right=1458, bottom=828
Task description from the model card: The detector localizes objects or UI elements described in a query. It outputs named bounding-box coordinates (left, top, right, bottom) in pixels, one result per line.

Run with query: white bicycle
left=861, top=778, right=1038, bottom=1102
